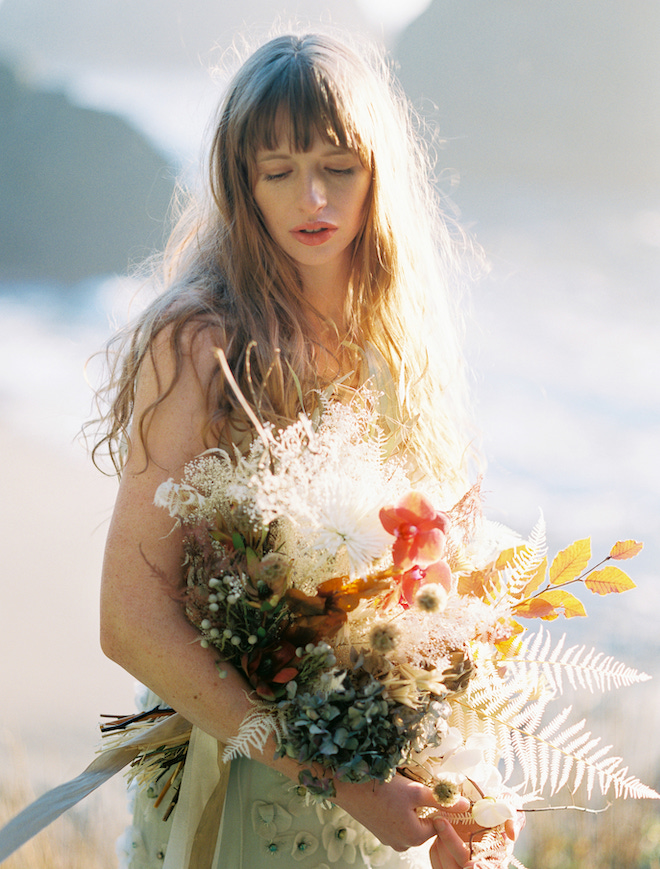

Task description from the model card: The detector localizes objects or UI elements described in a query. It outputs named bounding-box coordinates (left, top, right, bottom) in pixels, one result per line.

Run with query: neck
left=298, top=257, right=351, bottom=329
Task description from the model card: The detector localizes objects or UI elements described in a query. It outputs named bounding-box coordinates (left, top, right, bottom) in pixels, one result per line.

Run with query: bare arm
left=99, top=329, right=470, bottom=854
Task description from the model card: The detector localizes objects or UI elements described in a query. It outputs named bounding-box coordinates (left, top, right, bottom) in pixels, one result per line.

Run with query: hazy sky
left=355, top=0, right=432, bottom=33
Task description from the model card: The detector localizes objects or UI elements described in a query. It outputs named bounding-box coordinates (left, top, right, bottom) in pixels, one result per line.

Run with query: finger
left=416, top=790, right=471, bottom=814
left=437, top=795, right=472, bottom=814
left=429, top=835, right=464, bottom=869
left=505, top=808, right=526, bottom=840
left=415, top=813, right=445, bottom=847
left=432, top=817, right=470, bottom=866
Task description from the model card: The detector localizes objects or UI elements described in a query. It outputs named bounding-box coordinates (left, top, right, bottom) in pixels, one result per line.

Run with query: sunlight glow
left=356, top=0, right=433, bottom=36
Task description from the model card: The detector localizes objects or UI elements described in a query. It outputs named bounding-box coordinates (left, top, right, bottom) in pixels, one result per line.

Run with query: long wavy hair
left=93, top=31, right=477, bottom=495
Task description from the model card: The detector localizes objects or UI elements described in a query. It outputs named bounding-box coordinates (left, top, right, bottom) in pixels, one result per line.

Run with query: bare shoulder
left=143, top=316, right=225, bottom=390
left=129, top=318, right=227, bottom=475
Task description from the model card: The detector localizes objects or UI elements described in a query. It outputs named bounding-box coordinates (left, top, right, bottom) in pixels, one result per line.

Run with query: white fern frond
left=506, top=626, right=651, bottom=695
left=486, top=514, right=548, bottom=605
left=222, top=705, right=281, bottom=762
left=468, top=827, right=524, bottom=869
left=450, top=661, right=660, bottom=801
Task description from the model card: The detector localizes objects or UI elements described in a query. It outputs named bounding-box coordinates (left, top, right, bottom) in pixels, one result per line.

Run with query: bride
left=96, top=31, right=509, bottom=869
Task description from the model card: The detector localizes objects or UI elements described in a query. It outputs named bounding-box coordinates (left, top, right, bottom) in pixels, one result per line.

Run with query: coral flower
left=399, top=560, right=452, bottom=608
left=379, top=492, right=450, bottom=570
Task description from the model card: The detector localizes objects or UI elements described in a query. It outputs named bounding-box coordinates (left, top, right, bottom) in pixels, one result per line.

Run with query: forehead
left=253, top=108, right=346, bottom=155
left=255, top=129, right=352, bottom=160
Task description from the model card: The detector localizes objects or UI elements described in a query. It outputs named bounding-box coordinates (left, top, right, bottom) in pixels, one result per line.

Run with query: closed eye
left=263, top=171, right=291, bottom=181
left=327, top=167, right=356, bottom=176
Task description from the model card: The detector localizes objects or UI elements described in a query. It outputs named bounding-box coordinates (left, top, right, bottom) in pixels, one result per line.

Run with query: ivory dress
left=117, top=692, right=431, bottom=869
left=117, top=376, right=442, bottom=869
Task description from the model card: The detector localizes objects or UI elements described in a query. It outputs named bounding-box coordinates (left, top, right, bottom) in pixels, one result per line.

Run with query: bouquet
left=121, top=393, right=657, bottom=867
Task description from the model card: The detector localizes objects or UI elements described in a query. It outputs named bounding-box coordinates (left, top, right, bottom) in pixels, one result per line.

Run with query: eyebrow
left=256, top=147, right=354, bottom=163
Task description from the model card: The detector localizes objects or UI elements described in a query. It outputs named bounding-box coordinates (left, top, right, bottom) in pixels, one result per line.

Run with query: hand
left=333, top=773, right=470, bottom=852
left=430, top=812, right=523, bottom=869
left=429, top=817, right=470, bottom=869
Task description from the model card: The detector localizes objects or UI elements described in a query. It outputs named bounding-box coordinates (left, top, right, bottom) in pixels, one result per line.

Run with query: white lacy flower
left=154, top=478, right=207, bottom=521
left=471, top=797, right=516, bottom=828
left=322, top=823, right=358, bottom=864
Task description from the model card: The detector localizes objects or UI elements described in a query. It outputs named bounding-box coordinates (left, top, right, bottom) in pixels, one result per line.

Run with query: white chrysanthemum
left=302, top=478, right=393, bottom=575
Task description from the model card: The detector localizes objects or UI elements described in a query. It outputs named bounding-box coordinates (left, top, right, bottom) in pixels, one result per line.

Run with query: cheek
left=358, top=172, right=373, bottom=211
left=351, top=178, right=372, bottom=228
left=254, top=191, right=280, bottom=233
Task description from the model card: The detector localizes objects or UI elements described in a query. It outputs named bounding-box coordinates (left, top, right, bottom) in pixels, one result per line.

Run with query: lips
left=290, top=221, right=338, bottom=246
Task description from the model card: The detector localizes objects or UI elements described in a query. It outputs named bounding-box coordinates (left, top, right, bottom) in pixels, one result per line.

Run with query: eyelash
left=263, top=167, right=355, bottom=182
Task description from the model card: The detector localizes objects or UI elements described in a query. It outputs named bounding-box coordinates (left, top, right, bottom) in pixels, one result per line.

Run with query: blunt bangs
left=234, top=36, right=369, bottom=172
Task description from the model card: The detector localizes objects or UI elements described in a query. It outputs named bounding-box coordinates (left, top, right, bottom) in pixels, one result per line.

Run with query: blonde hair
left=93, top=31, right=477, bottom=493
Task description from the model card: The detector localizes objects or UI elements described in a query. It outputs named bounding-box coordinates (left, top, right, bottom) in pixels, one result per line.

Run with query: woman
left=97, top=31, right=500, bottom=869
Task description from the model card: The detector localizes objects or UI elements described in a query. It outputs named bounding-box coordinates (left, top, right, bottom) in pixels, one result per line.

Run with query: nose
left=298, top=170, right=327, bottom=213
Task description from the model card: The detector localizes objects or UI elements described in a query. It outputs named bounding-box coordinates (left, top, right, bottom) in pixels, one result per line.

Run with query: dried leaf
left=495, top=621, right=524, bottom=655
left=549, top=538, right=591, bottom=586
left=513, top=597, right=558, bottom=620
left=609, top=539, right=644, bottom=561
left=585, top=565, right=636, bottom=595
left=495, top=547, right=517, bottom=570
left=521, top=556, right=548, bottom=598
left=538, top=589, right=587, bottom=619
left=458, top=568, right=497, bottom=599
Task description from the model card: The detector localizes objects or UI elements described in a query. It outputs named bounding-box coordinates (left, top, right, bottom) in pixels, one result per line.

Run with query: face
left=252, top=133, right=371, bottom=292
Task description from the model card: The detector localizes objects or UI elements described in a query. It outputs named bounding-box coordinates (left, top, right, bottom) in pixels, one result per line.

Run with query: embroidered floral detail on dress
left=319, top=808, right=359, bottom=864
left=116, top=825, right=150, bottom=868
left=262, top=836, right=290, bottom=857
left=284, top=783, right=313, bottom=817
left=292, top=831, right=319, bottom=861
left=251, top=801, right=293, bottom=838
left=359, top=832, right=393, bottom=867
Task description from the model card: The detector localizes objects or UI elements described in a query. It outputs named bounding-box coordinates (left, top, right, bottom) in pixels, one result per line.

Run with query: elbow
left=99, top=617, right=122, bottom=665
left=99, top=613, right=128, bottom=667
left=99, top=593, right=137, bottom=670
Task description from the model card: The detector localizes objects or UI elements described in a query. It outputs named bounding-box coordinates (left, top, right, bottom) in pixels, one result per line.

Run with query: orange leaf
left=585, top=565, right=636, bottom=595
left=458, top=568, right=498, bottom=599
left=513, top=597, right=558, bottom=620
left=495, top=547, right=517, bottom=570
left=271, top=667, right=300, bottom=683
left=521, top=556, right=548, bottom=598
left=538, top=588, right=587, bottom=618
left=609, top=540, right=644, bottom=561
left=495, top=621, right=525, bottom=655
left=549, top=538, right=591, bottom=586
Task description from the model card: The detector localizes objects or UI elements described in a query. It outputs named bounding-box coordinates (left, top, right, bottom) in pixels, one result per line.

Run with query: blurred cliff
left=2, top=0, right=659, bottom=283
left=0, top=62, right=174, bottom=283
left=395, top=0, right=660, bottom=212
left=0, top=0, right=372, bottom=284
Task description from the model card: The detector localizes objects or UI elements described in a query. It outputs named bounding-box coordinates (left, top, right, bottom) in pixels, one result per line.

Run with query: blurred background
left=1, top=1, right=659, bottom=866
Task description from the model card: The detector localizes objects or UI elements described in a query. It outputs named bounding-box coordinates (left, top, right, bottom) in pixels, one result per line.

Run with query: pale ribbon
left=162, top=726, right=230, bottom=869
left=0, top=714, right=229, bottom=867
